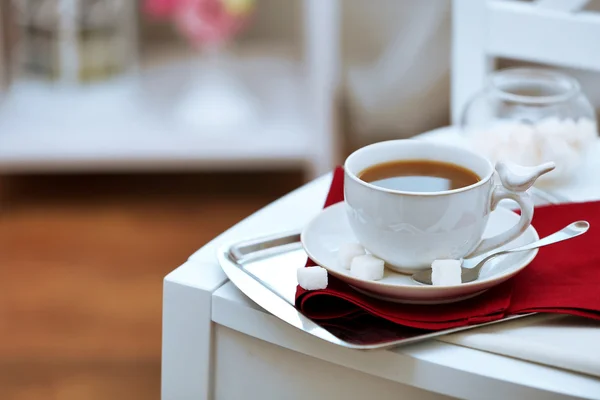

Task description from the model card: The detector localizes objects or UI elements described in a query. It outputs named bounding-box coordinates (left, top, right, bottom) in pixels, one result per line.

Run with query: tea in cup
left=343, top=139, right=554, bottom=273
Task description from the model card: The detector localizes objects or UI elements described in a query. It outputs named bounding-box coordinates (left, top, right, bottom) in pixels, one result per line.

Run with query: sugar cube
left=297, top=266, right=328, bottom=290
left=431, top=259, right=462, bottom=286
left=337, top=242, right=366, bottom=269
left=350, top=254, right=384, bottom=281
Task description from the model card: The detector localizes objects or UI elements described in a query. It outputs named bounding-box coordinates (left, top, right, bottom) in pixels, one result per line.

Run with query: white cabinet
left=0, top=0, right=340, bottom=180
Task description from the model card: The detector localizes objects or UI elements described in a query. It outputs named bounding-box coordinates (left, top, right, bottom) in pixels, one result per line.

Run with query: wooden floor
left=0, top=170, right=304, bottom=400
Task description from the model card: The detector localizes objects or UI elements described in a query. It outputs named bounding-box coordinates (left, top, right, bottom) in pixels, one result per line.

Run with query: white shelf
left=0, top=52, right=313, bottom=173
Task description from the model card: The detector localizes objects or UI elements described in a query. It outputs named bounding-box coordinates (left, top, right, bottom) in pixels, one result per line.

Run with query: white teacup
left=344, top=139, right=554, bottom=274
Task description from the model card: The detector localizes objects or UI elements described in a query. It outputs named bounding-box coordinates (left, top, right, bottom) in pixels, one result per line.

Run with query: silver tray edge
left=217, top=233, right=531, bottom=351
left=216, top=188, right=564, bottom=350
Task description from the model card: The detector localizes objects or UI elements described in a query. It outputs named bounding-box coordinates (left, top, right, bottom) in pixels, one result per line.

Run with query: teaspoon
left=411, top=220, right=590, bottom=285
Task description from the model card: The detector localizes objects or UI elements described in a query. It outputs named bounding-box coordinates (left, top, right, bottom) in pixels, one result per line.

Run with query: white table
left=161, top=127, right=600, bottom=400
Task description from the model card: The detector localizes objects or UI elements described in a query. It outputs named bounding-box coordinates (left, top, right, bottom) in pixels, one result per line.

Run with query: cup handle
left=468, top=160, right=555, bottom=257
left=468, top=186, right=534, bottom=257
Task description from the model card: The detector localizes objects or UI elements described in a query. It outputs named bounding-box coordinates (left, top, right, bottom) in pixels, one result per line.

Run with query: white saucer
left=301, top=202, right=539, bottom=304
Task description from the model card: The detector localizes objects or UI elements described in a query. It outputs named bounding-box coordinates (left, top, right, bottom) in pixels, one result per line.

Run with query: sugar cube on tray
left=350, top=254, right=384, bottom=281
left=297, top=266, right=328, bottom=290
left=431, top=259, right=462, bottom=286
left=337, top=242, right=366, bottom=269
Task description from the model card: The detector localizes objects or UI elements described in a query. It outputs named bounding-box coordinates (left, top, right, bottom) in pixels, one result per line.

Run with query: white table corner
left=162, top=127, right=600, bottom=400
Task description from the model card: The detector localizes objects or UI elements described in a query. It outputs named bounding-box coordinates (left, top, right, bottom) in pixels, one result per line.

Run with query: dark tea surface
left=358, top=160, right=480, bottom=192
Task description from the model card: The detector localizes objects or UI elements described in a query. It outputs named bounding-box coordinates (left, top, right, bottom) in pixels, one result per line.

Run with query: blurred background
left=1, top=0, right=600, bottom=399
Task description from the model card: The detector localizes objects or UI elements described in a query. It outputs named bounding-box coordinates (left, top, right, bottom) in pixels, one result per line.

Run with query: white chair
left=451, top=0, right=600, bottom=124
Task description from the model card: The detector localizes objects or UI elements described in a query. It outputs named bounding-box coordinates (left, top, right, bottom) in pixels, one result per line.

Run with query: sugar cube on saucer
left=338, top=242, right=366, bottom=269
left=297, top=266, right=328, bottom=290
left=431, top=259, right=462, bottom=286
left=350, top=254, right=384, bottom=281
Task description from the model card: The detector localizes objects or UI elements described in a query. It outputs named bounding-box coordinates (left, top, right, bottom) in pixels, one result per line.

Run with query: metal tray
left=217, top=188, right=567, bottom=350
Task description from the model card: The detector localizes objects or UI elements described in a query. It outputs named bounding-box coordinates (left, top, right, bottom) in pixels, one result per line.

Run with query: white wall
left=202, top=1, right=600, bottom=145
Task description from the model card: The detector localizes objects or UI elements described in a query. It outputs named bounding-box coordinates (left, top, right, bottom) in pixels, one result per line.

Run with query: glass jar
left=460, top=67, right=598, bottom=185
left=10, top=0, right=138, bottom=84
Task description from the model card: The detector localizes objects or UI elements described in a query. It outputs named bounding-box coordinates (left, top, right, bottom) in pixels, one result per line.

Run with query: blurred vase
left=460, top=68, right=598, bottom=185
left=173, top=43, right=259, bottom=132
left=162, top=0, right=259, bottom=132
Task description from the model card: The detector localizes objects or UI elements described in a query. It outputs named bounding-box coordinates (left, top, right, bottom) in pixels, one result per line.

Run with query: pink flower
left=173, top=0, right=252, bottom=47
left=143, top=0, right=181, bottom=18
left=143, top=0, right=253, bottom=46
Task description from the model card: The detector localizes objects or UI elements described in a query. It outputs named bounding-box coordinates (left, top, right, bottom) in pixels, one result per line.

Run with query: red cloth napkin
left=295, top=167, right=600, bottom=331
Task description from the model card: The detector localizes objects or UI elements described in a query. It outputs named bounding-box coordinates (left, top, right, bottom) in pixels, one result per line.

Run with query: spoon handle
left=467, top=221, right=590, bottom=280
left=496, top=220, right=588, bottom=256
left=411, top=221, right=590, bottom=285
